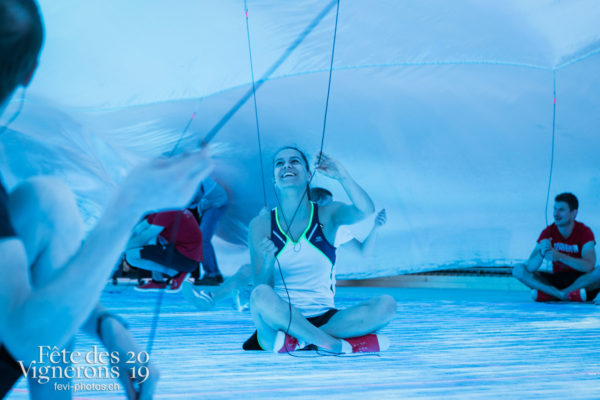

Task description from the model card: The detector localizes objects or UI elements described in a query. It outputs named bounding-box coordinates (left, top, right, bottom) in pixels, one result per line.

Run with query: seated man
left=513, top=192, right=600, bottom=302
left=128, top=209, right=203, bottom=292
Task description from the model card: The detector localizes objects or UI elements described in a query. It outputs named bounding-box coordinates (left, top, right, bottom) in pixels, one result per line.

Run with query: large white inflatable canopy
left=1, top=1, right=600, bottom=278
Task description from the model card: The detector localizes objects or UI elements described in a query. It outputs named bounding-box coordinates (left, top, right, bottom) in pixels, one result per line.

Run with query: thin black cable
left=316, top=349, right=381, bottom=358
left=242, top=4, right=319, bottom=358
left=243, top=0, right=268, bottom=208
left=145, top=0, right=338, bottom=360
left=241, top=0, right=340, bottom=355
left=244, top=0, right=364, bottom=358
left=240, top=0, right=311, bottom=358
left=317, top=0, right=340, bottom=158
left=272, top=0, right=341, bottom=357
left=274, top=0, right=340, bottom=239
left=544, top=71, right=557, bottom=227
left=169, top=108, right=200, bottom=157
left=241, top=3, right=308, bottom=356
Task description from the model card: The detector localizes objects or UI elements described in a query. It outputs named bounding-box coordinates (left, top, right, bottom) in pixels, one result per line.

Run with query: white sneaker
left=182, top=281, right=215, bottom=310
left=232, top=289, right=250, bottom=312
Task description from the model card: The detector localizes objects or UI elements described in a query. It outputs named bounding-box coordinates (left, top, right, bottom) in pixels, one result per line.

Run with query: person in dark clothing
left=188, top=177, right=228, bottom=285
left=127, top=209, right=203, bottom=293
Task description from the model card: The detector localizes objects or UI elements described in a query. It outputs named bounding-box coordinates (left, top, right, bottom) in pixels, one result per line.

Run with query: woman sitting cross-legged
left=243, top=147, right=396, bottom=353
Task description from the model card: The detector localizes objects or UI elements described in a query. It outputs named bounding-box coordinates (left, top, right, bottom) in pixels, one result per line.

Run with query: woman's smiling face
left=273, top=147, right=310, bottom=189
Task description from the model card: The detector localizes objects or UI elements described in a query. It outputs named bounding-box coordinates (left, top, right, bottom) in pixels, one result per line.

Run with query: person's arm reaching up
left=0, top=150, right=212, bottom=362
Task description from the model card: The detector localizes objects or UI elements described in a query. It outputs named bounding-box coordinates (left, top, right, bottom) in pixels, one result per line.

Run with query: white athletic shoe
left=182, top=281, right=215, bottom=311
left=232, top=289, right=250, bottom=312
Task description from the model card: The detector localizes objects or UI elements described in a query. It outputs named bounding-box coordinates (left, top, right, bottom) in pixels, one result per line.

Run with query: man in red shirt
left=513, top=193, right=600, bottom=302
left=124, top=209, right=203, bottom=292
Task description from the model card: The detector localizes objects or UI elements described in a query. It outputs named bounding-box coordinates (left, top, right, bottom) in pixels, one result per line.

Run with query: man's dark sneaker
left=168, top=272, right=190, bottom=293
left=194, top=274, right=224, bottom=286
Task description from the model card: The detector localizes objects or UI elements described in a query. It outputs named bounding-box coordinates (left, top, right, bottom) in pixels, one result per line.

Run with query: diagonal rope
left=169, top=99, right=203, bottom=157
left=201, top=0, right=338, bottom=146
left=243, top=0, right=267, bottom=208
left=0, top=89, right=26, bottom=137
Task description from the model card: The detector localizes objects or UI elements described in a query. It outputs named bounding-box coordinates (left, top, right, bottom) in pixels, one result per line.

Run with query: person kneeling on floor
left=126, top=209, right=203, bottom=292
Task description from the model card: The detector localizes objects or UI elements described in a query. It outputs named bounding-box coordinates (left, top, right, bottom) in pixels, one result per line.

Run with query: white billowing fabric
left=125, top=220, right=164, bottom=251
left=188, top=176, right=229, bottom=212
left=273, top=237, right=335, bottom=318
left=334, top=225, right=355, bottom=248
left=1, top=1, right=600, bottom=278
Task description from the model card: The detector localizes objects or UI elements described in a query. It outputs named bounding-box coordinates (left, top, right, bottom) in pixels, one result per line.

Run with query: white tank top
left=270, top=203, right=337, bottom=317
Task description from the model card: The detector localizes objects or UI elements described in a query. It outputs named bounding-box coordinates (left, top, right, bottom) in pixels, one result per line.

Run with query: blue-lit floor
left=8, top=286, right=600, bottom=399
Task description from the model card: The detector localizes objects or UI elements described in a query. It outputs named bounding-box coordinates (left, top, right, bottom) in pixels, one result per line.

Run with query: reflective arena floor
left=8, top=285, right=600, bottom=399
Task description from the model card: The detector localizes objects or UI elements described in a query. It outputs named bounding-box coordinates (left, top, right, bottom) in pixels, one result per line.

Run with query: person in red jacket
left=125, top=209, right=203, bottom=292
left=513, top=192, right=600, bottom=302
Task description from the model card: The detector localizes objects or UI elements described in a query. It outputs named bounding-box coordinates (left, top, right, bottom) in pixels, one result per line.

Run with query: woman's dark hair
left=0, top=0, right=44, bottom=103
left=309, top=187, right=332, bottom=203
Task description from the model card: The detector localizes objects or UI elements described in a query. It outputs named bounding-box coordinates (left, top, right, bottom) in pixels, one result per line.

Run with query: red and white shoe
left=272, top=331, right=305, bottom=353
left=168, top=272, right=190, bottom=293
left=134, top=280, right=167, bottom=292
left=531, top=289, right=558, bottom=302
left=567, top=288, right=587, bottom=302
left=342, top=333, right=390, bottom=353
